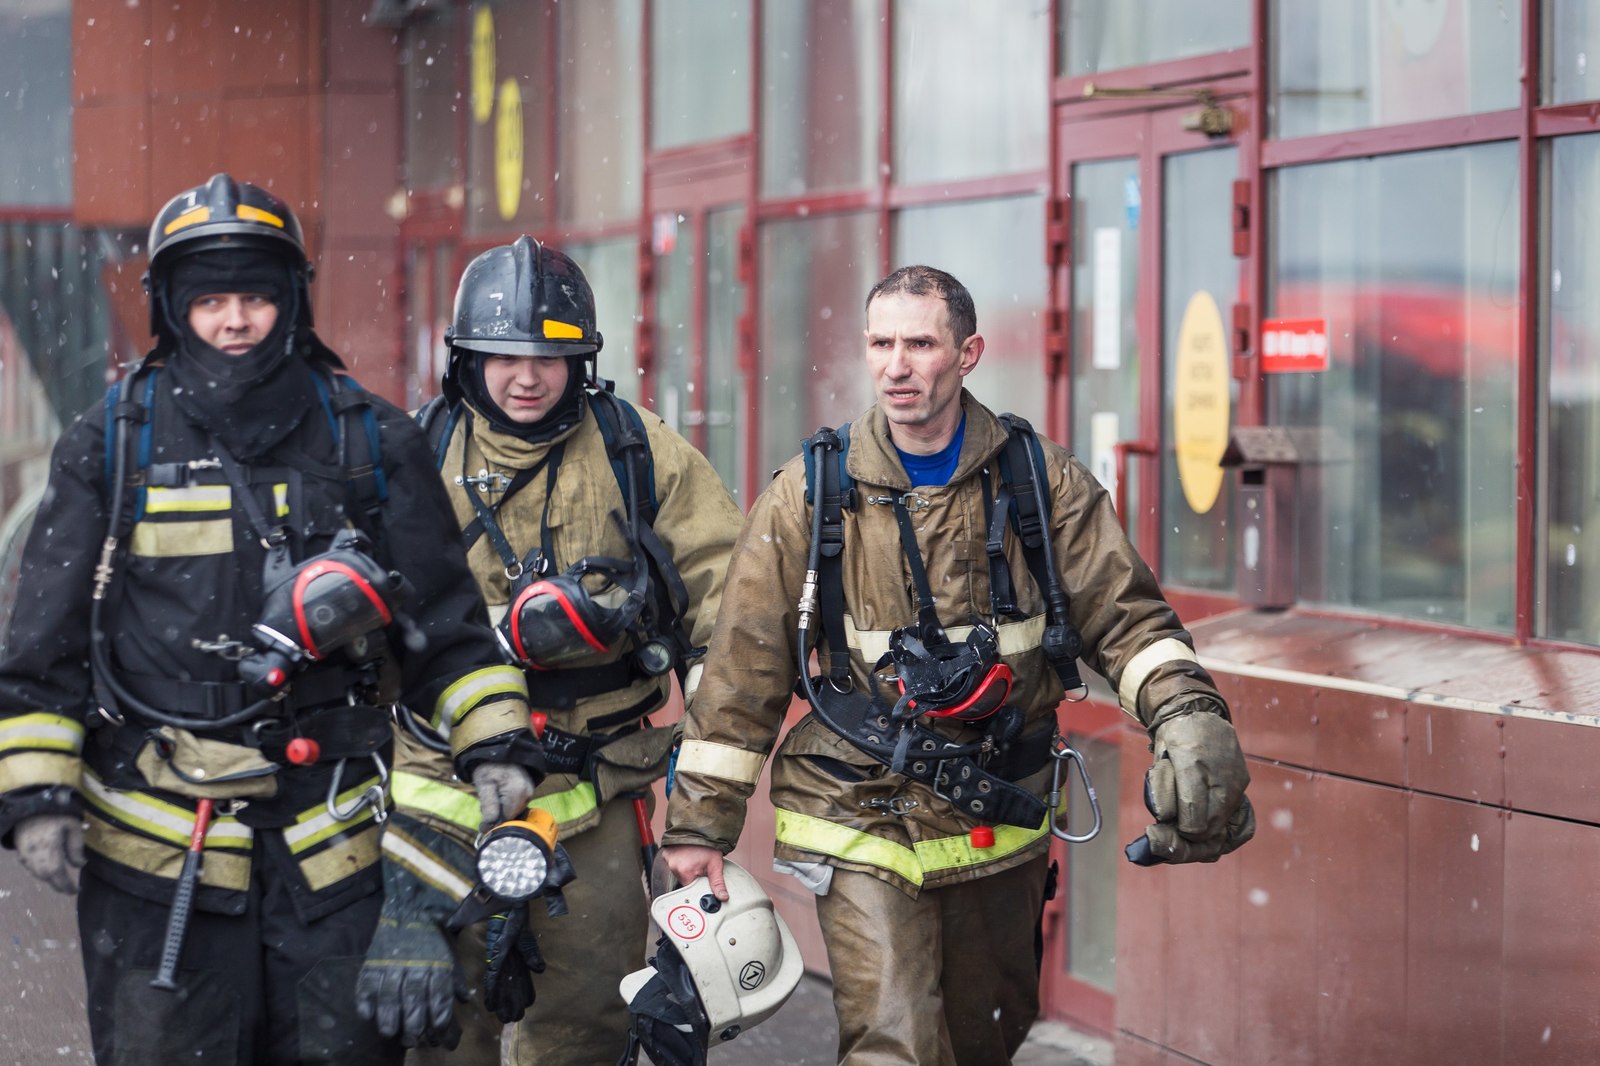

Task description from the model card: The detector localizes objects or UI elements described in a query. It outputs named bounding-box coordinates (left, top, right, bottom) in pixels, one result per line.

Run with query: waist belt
left=114, top=667, right=360, bottom=723
left=529, top=660, right=658, bottom=712
left=538, top=721, right=642, bottom=779
left=805, top=683, right=1051, bottom=829
left=245, top=703, right=392, bottom=764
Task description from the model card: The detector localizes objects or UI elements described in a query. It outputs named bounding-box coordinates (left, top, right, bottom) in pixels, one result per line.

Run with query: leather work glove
left=15, top=813, right=85, bottom=895
left=356, top=829, right=471, bottom=1049
left=1129, top=701, right=1255, bottom=866
left=471, top=761, right=535, bottom=831
left=483, top=903, right=547, bottom=1024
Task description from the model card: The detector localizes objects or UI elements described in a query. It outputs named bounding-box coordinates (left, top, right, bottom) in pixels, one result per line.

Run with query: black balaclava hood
left=460, top=352, right=590, bottom=442
left=164, top=247, right=318, bottom=460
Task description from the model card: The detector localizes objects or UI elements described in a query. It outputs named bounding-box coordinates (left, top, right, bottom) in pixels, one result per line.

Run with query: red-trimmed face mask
left=887, top=623, right=1013, bottom=722
left=499, top=557, right=646, bottom=669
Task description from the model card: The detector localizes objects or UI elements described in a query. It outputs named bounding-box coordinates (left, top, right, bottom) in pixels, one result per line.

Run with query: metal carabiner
left=1048, top=736, right=1102, bottom=844
left=325, top=753, right=391, bottom=824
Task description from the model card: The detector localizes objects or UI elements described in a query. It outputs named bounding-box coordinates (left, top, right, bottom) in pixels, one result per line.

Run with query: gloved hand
left=357, top=822, right=473, bottom=1049
left=483, top=903, right=547, bottom=1024
left=1130, top=703, right=1255, bottom=865
left=15, top=813, right=85, bottom=895
left=471, top=761, right=535, bottom=831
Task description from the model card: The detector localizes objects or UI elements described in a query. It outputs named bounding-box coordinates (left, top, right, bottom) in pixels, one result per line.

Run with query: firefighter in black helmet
left=393, top=236, right=743, bottom=1065
left=0, top=174, right=543, bottom=1064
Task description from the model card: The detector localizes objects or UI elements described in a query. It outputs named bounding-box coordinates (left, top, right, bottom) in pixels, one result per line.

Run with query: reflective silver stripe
left=434, top=665, right=527, bottom=729
left=81, top=771, right=254, bottom=846
left=676, top=740, right=764, bottom=786
left=1117, top=638, right=1200, bottom=719
left=381, top=825, right=475, bottom=901
left=0, top=713, right=85, bottom=753
left=284, top=779, right=385, bottom=852
left=844, top=613, right=1047, bottom=662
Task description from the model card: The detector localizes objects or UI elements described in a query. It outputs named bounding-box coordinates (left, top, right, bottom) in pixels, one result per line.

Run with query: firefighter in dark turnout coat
left=0, top=175, right=540, bottom=1065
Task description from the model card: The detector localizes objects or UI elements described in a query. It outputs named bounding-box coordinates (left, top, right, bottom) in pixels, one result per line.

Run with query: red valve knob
left=286, top=737, right=321, bottom=765
left=265, top=667, right=287, bottom=688
left=529, top=711, right=548, bottom=738
left=970, top=826, right=995, bottom=849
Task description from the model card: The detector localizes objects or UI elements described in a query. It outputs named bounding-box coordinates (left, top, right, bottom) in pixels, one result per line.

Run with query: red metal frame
left=1515, top=1, right=1541, bottom=644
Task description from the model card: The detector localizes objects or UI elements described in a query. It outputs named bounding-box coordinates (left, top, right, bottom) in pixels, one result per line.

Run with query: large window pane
left=566, top=238, right=642, bottom=407
left=1162, top=148, right=1238, bottom=592
left=761, top=0, right=879, bottom=198
left=1547, top=1, right=1600, bottom=105
left=706, top=208, right=747, bottom=498
left=893, top=196, right=1048, bottom=432
left=1071, top=159, right=1142, bottom=549
left=1059, top=0, right=1248, bottom=77
left=1270, top=145, right=1518, bottom=629
left=893, top=0, right=1048, bottom=184
left=0, top=0, right=71, bottom=207
left=1272, top=0, right=1521, bottom=139
left=757, top=213, right=878, bottom=476
left=651, top=0, right=751, bottom=150
left=557, top=0, right=642, bottom=227
left=403, top=10, right=460, bottom=191
left=467, top=3, right=554, bottom=235
left=1065, top=732, right=1119, bottom=992
left=1542, top=135, right=1600, bottom=643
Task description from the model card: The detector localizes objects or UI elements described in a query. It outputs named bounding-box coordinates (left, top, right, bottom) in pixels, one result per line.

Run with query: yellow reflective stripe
left=912, top=816, right=1050, bottom=875
left=301, top=825, right=381, bottom=891
left=435, top=666, right=528, bottom=729
left=844, top=613, right=1047, bottom=662
left=392, top=771, right=482, bottom=833
left=0, top=713, right=85, bottom=753
left=1117, top=637, right=1200, bottom=719
left=382, top=824, right=475, bottom=901
left=273, top=483, right=289, bottom=517
left=774, top=808, right=925, bottom=887
left=530, top=782, right=598, bottom=826
left=80, top=771, right=253, bottom=850
left=236, top=204, right=285, bottom=228
left=163, top=205, right=211, bottom=234
left=284, top=778, right=384, bottom=853
left=132, top=518, right=233, bottom=557
left=144, top=484, right=231, bottom=513
left=83, top=810, right=253, bottom=891
left=676, top=740, right=764, bottom=786
left=0, top=752, right=80, bottom=793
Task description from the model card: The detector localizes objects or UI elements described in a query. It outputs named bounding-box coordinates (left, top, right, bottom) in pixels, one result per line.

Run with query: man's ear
left=958, top=333, right=985, bottom=376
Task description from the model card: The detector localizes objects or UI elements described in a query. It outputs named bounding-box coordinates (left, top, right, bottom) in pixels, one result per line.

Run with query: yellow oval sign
left=495, top=78, right=523, bottom=221
left=471, top=6, right=496, bottom=125
left=1172, top=290, right=1231, bottom=515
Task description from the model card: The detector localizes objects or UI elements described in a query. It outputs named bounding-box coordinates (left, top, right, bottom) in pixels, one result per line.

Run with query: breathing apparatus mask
left=881, top=621, right=1013, bottom=724
left=237, top=528, right=419, bottom=695
left=497, top=515, right=677, bottom=678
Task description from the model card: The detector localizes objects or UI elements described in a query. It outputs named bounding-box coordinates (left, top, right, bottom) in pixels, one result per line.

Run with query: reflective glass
left=757, top=212, right=878, bottom=477
left=1161, top=148, right=1238, bottom=593
left=893, top=196, right=1049, bottom=431
left=650, top=216, right=693, bottom=432
left=1272, top=0, right=1521, bottom=138
left=1541, top=135, right=1600, bottom=643
left=566, top=238, right=643, bottom=407
left=1070, top=159, right=1142, bottom=550
left=467, top=3, right=554, bottom=235
left=651, top=0, right=751, bottom=150
left=1058, top=0, right=1248, bottom=77
left=403, top=11, right=461, bottom=191
left=893, top=0, right=1048, bottom=184
left=761, top=0, right=879, bottom=197
left=1269, top=144, right=1518, bottom=628
left=706, top=209, right=747, bottom=498
left=1547, top=1, right=1600, bottom=104
left=557, top=0, right=642, bottom=226
left=1065, top=732, right=1119, bottom=992
left=0, top=0, right=71, bottom=206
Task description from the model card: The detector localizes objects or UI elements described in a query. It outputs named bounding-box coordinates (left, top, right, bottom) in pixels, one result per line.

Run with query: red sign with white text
left=1261, top=317, right=1330, bottom=373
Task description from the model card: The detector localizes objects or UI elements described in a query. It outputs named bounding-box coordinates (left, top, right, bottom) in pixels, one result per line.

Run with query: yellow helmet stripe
left=163, top=206, right=212, bottom=235
left=542, top=319, right=583, bottom=339
left=237, top=204, right=286, bottom=228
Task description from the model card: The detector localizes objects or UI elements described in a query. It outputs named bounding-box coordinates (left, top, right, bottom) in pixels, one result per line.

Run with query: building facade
left=6, top=0, right=1600, bottom=1061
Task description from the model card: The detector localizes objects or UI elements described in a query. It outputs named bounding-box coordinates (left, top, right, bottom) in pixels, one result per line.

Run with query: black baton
left=151, top=797, right=214, bottom=991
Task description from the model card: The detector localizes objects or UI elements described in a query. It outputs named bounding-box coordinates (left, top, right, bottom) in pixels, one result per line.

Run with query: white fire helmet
left=619, top=860, right=804, bottom=1061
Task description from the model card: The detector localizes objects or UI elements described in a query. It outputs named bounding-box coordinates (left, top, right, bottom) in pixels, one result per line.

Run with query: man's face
left=864, top=291, right=983, bottom=440
left=482, top=354, right=571, bottom=424
left=187, top=292, right=279, bottom=356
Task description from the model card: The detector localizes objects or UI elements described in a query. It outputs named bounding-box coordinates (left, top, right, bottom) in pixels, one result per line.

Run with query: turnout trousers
left=78, top=863, right=398, bottom=1066
left=814, top=854, right=1050, bottom=1066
